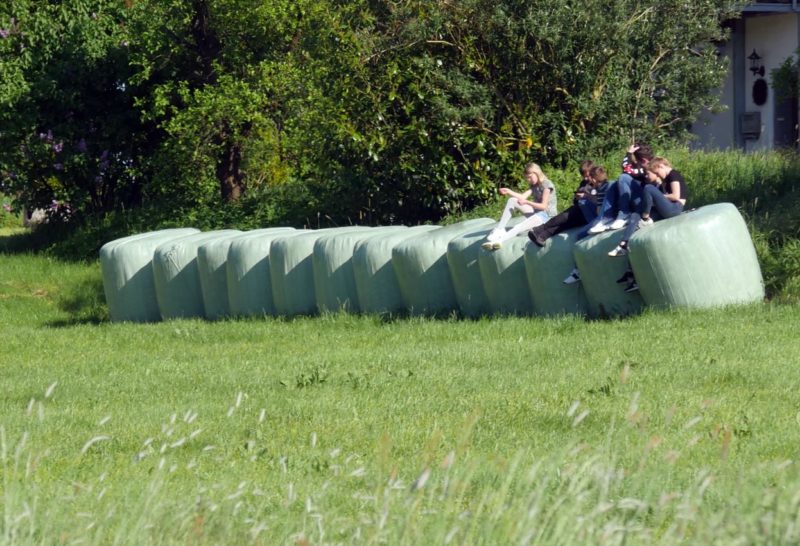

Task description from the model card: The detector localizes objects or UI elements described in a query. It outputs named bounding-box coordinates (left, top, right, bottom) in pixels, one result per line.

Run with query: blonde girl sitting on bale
left=482, top=162, right=557, bottom=250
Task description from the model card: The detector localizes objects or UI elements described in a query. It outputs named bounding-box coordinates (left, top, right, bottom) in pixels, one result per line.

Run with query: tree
left=0, top=0, right=741, bottom=229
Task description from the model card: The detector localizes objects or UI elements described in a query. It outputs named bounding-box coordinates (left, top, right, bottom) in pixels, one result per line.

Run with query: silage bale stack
left=628, top=203, right=764, bottom=308
left=353, top=225, right=441, bottom=315
left=100, top=228, right=200, bottom=323
left=478, top=236, right=535, bottom=316
left=152, top=230, right=241, bottom=320
left=226, top=228, right=297, bottom=318
left=313, top=226, right=407, bottom=314
left=196, top=231, right=247, bottom=320
left=524, top=228, right=589, bottom=317
left=572, top=229, right=645, bottom=318
left=447, top=219, right=525, bottom=318
left=392, top=218, right=495, bottom=316
left=269, top=227, right=366, bottom=317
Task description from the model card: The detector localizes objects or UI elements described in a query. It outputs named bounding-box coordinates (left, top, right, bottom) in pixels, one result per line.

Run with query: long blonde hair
left=524, top=162, right=547, bottom=185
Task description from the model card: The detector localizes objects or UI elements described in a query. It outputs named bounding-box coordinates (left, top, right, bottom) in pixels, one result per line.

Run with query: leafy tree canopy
left=0, top=0, right=740, bottom=227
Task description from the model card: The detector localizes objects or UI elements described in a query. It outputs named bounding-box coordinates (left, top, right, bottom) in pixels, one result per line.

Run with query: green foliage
left=772, top=47, right=800, bottom=102
left=1, top=0, right=741, bottom=229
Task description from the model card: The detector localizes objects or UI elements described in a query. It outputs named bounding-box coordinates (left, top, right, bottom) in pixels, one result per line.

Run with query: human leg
left=487, top=198, right=533, bottom=242
left=642, top=185, right=683, bottom=220
left=588, top=184, right=619, bottom=234
left=496, top=211, right=548, bottom=243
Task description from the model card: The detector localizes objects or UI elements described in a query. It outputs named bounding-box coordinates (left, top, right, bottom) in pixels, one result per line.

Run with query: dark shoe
left=528, top=229, right=547, bottom=247
left=616, top=269, right=634, bottom=284
left=624, top=281, right=639, bottom=293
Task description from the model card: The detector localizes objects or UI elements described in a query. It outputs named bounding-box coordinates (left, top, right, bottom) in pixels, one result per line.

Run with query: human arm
left=499, top=187, right=532, bottom=201
left=664, top=180, right=686, bottom=205
left=520, top=187, right=552, bottom=211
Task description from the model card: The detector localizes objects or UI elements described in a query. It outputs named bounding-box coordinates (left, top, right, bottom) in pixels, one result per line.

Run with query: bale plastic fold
left=269, top=227, right=366, bottom=316
left=478, top=236, right=535, bottom=316
left=628, top=203, right=764, bottom=308
left=153, top=230, right=240, bottom=320
left=573, top=230, right=644, bottom=318
left=524, top=228, right=589, bottom=316
left=100, top=229, right=200, bottom=322
left=196, top=231, right=246, bottom=320
left=353, top=226, right=440, bottom=314
left=313, top=226, right=407, bottom=313
left=392, top=219, right=495, bottom=315
left=447, top=218, right=525, bottom=318
left=226, top=228, right=297, bottom=317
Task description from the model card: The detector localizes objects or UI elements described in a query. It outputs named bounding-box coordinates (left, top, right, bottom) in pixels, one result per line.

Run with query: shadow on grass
left=0, top=229, right=53, bottom=255
left=47, top=276, right=109, bottom=328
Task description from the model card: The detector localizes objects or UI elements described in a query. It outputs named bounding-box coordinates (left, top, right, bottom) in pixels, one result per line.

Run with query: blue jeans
left=597, top=175, right=643, bottom=224
left=620, top=185, right=684, bottom=243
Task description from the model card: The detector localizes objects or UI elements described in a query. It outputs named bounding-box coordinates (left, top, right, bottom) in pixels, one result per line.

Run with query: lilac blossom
left=0, top=29, right=10, bottom=39
left=76, top=138, right=88, bottom=153
left=53, top=163, right=63, bottom=171
left=53, top=141, right=63, bottom=153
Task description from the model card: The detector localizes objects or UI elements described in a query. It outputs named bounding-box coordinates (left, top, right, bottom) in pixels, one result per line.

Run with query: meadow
left=2, top=235, right=800, bottom=544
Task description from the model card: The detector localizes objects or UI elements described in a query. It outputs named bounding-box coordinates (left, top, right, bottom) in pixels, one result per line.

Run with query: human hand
left=627, top=144, right=639, bottom=154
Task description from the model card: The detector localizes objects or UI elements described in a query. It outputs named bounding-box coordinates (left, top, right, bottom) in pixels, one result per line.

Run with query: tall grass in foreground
left=4, top=389, right=800, bottom=545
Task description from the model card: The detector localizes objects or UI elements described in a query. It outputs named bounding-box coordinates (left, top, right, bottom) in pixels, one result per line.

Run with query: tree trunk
left=218, top=141, right=244, bottom=202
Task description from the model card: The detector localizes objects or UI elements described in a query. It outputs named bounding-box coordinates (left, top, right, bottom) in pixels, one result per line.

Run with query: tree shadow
left=47, top=276, right=109, bottom=328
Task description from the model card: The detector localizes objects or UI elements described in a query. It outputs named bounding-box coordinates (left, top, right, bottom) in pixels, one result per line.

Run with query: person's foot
left=638, top=217, right=654, bottom=228
left=563, top=268, right=581, bottom=284
left=609, top=212, right=630, bottom=230
left=608, top=244, right=628, bottom=257
left=480, top=241, right=494, bottom=251
left=624, top=280, right=639, bottom=293
left=491, top=241, right=502, bottom=250
left=527, top=229, right=547, bottom=247
left=588, top=219, right=611, bottom=234
left=486, top=228, right=504, bottom=242
left=616, top=269, right=634, bottom=284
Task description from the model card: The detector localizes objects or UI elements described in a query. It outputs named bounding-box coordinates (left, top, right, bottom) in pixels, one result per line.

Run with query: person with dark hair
left=587, top=143, right=654, bottom=233
left=528, top=164, right=609, bottom=247
left=608, top=156, right=687, bottom=258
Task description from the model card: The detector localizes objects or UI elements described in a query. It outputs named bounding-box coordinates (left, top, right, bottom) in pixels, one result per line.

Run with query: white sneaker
left=609, top=212, right=630, bottom=230
left=588, top=219, right=610, bottom=234
left=608, top=244, right=628, bottom=257
left=563, top=268, right=581, bottom=284
left=638, top=217, right=654, bottom=228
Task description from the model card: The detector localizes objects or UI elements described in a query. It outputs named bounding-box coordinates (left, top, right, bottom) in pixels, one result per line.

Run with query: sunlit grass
left=2, top=251, right=800, bottom=543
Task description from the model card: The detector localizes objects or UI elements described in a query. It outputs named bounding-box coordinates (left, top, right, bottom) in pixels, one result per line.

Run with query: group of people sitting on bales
left=481, top=143, right=688, bottom=293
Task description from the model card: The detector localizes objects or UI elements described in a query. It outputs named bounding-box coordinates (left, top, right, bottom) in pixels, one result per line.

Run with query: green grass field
left=2, top=240, right=800, bottom=544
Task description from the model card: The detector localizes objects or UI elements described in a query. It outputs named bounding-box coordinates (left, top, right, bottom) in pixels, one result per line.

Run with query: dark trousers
left=531, top=204, right=588, bottom=242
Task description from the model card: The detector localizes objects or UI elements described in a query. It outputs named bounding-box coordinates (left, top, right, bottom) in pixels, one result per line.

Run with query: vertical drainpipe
left=733, top=18, right=746, bottom=149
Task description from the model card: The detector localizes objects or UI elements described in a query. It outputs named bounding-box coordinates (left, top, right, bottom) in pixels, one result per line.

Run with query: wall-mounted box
left=740, top=112, right=762, bottom=140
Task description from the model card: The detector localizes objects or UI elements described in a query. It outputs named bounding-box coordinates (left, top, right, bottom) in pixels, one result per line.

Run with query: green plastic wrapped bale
left=196, top=231, right=245, bottom=320
left=100, top=228, right=199, bottom=322
left=313, top=226, right=406, bottom=313
left=226, top=228, right=297, bottom=317
left=628, top=203, right=764, bottom=308
left=392, top=219, right=495, bottom=316
left=524, top=227, right=589, bottom=316
left=269, top=227, right=365, bottom=316
left=447, top=218, right=525, bottom=318
left=353, top=226, right=440, bottom=315
left=478, top=235, right=535, bottom=316
left=572, top=229, right=644, bottom=318
left=153, top=230, right=240, bottom=320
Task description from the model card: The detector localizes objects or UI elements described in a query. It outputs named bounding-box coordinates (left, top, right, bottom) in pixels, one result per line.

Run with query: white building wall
left=744, top=13, right=798, bottom=151
left=691, top=41, right=736, bottom=150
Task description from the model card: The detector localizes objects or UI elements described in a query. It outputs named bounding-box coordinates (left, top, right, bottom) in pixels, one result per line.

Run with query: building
left=692, top=0, right=800, bottom=150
